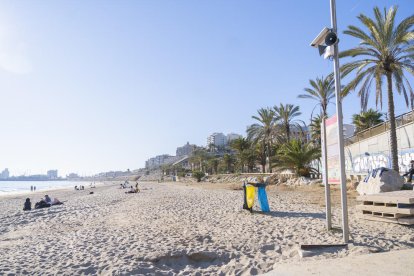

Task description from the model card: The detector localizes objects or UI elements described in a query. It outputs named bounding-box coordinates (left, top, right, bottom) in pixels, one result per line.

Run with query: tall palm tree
left=339, top=6, right=414, bottom=172
left=247, top=108, right=276, bottom=172
left=352, top=108, right=384, bottom=133
left=230, top=137, right=251, bottom=173
left=298, top=74, right=335, bottom=117
left=273, top=103, right=303, bottom=142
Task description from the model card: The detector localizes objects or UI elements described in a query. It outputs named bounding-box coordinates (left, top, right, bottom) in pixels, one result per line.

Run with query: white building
left=207, top=132, right=227, bottom=148
left=47, top=170, right=58, bottom=179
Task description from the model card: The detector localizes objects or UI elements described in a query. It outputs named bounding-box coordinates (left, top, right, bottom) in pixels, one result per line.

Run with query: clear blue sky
left=0, top=0, right=412, bottom=176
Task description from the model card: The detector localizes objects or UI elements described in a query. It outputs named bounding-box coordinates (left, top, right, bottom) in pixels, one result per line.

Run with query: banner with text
left=325, top=114, right=340, bottom=184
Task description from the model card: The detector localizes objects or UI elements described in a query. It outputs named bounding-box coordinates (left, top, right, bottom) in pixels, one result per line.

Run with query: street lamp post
left=330, top=0, right=349, bottom=243
left=310, top=0, right=349, bottom=243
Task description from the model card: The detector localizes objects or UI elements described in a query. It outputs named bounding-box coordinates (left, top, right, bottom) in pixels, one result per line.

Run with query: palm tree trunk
left=286, top=124, right=290, bottom=142
left=387, top=72, right=399, bottom=172
left=267, top=142, right=272, bottom=173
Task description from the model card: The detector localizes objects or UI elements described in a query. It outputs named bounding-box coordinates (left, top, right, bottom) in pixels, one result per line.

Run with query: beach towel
left=257, top=186, right=270, bottom=212
left=245, top=185, right=256, bottom=209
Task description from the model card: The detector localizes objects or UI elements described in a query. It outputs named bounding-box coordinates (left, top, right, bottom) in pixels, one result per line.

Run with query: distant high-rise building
left=207, top=132, right=227, bottom=148
left=67, top=173, right=80, bottom=179
left=176, top=142, right=196, bottom=157
left=47, top=170, right=58, bottom=179
left=0, top=168, right=9, bottom=179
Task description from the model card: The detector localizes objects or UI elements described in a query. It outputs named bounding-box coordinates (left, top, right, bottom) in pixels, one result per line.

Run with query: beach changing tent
left=242, top=182, right=270, bottom=212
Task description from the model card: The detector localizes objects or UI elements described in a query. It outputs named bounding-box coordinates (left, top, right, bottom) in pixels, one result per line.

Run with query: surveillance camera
left=310, top=27, right=337, bottom=47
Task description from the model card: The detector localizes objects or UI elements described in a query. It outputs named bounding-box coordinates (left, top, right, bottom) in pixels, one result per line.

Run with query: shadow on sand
left=253, top=210, right=325, bottom=219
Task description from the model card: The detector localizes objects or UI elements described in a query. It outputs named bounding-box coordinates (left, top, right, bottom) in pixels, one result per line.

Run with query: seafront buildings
left=0, top=168, right=9, bottom=179
left=145, top=132, right=244, bottom=170
left=47, top=170, right=58, bottom=180
left=206, top=132, right=227, bottom=148
left=206, top=132, right=243, bottom=148
left=176, top=142, right=197, bottom=157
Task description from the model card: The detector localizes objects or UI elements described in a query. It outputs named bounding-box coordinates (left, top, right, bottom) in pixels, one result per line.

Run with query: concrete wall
left=345, top=122, right=414, bottom=178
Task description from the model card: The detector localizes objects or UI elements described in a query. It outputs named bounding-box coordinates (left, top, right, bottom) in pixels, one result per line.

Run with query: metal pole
left=321, top=116, right=332, bottom=230
left=330, top=0, right=349, bottom=243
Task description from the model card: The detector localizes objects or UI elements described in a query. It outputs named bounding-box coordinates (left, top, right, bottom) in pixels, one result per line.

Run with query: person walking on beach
left=30, top=186, right=33, bottom=192
left=403, top=160, right=414, bottom=183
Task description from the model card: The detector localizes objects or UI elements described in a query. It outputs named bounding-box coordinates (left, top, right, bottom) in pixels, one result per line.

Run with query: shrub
left=192, top=171, right=205, bottom=182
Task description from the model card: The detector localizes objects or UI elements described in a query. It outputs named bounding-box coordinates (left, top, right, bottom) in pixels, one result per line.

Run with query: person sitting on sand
left=44, top=195, right=52, bottom=204
left=35, top=199, right=51, bottom=209
left=125, top=186, right=137, bottom=194
left=403, top=160, right=414, bottom=183
left=43, top=195, right=63, bottom=206
left=23, top=198, right=32, bottom=211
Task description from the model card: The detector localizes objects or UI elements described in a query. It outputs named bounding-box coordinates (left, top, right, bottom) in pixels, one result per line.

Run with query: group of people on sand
left=74, top=185, right=85, bottom=190
left=23, top=194, right=63, bottom=211
left=121, top=181, right=140, bottom=194
left=30, top=186, right=36, bottom=192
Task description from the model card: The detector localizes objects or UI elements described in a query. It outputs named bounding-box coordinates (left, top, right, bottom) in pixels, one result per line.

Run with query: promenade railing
left=345, top=110, right=414, bottom=146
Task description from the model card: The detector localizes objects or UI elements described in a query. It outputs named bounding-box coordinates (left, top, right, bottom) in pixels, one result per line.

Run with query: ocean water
left=0, top=181, right=92, bottom=195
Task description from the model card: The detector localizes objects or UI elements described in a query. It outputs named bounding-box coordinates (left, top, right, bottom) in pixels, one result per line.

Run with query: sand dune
left=0, top=182, right=413, bottom=275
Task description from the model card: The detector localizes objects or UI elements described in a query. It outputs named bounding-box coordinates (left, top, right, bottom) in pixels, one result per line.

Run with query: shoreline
left=0, top=181, right=113, bottom=199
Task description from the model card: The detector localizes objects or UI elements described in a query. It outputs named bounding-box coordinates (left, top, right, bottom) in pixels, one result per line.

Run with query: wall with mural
left=345, top=122, right=414, bottom=176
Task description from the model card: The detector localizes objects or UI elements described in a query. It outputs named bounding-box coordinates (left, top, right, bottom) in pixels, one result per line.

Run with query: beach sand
left=1, top=181, right=413, bottom=275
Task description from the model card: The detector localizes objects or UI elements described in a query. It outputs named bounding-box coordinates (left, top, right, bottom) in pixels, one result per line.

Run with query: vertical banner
left=326, top=114, right=340, bottom=184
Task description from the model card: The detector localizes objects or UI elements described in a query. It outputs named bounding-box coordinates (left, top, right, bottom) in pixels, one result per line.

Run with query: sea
left=0, top=181, right=93, bottom=195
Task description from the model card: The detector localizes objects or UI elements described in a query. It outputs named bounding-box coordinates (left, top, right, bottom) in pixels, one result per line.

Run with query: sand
left=1, top=181, right=414, bottom=275
left=264, top=248, right=414, bottom=275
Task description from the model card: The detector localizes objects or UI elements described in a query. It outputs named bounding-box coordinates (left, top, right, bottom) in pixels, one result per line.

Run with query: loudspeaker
left=325, top=32, right=338, bottom=46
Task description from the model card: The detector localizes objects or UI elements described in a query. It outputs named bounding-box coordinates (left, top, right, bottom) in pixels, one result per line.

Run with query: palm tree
left=247, top=108, right=276, bottom=172
left=339, top=6, right=414, bottom=172
left=222, top=153, right=235, bottom=173
left=274, top=139, right=321, bottom=177
left=253, top=141, right=268, bottom=173
left=273, top=103, right=303, bottom=142
left=309, top=114, right=322, bottom=144
left=352, top=108, right=384, bottom=133
left=298, top=74, right=335, bottom=117
left=230, top=137, right=251, bottom=173
left=207, top=157, right=220, bottom=175
left=189, top=148, right=209, bottom=172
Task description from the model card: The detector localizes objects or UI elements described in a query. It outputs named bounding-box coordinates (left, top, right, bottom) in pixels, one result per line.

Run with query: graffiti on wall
left=348, top=149, right=414, bottom=174
left=352, top=154, right=389, bottom=173
left=400, top=151, right=414, bottom=172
